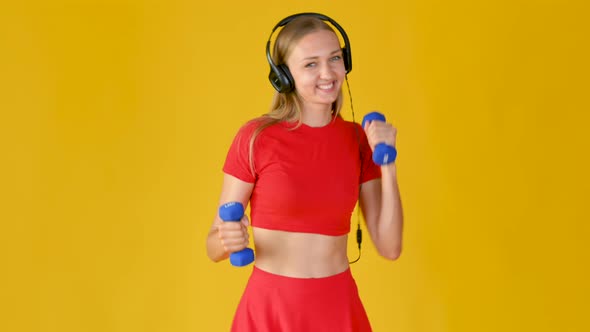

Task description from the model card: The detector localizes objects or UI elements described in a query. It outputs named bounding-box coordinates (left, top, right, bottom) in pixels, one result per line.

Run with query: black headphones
left=266, top=12, right=352, bottom=93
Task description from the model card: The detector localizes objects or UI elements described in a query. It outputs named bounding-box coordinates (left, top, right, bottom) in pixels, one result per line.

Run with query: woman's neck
left=300, top=105, right=333, bottom=127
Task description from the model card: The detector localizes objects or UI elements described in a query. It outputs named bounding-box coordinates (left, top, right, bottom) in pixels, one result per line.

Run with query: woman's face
left=286, top=29, right=346, bottom=112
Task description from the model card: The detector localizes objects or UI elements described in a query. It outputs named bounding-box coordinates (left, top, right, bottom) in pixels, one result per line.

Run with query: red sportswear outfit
left=222, top=115, right=381, bottom=331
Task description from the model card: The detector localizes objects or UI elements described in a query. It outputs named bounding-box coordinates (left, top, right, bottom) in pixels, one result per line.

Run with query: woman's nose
left=319, top=62, right=335, bottom=79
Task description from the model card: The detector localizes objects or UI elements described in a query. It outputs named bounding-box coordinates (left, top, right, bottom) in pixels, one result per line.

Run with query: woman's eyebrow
left=301, top=49, right=342, bottom=61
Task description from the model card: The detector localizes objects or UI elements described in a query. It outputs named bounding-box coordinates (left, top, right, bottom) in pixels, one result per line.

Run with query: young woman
left=206, top=13, right=403, bottom=332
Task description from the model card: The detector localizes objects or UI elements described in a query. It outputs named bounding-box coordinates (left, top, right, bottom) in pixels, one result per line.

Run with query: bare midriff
left=252, top=227, right=350, bottom=278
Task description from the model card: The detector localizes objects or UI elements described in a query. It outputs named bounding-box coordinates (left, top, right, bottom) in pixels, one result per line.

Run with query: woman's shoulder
left=234, top=117, right=265, bottom=135
left=334, top=115, right=363, bottom=131
left=233, top=117, right=284, bottom=140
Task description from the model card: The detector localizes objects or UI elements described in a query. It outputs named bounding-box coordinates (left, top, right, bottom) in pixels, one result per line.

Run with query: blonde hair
left=248, top=16, right=345, bottom=176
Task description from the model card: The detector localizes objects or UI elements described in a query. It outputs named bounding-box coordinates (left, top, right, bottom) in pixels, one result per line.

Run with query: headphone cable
left=346, top=75, right=363, bottom=265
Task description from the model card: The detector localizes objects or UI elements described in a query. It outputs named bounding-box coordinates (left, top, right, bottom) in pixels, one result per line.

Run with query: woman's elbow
left=379, top=245, right=402, bottom=261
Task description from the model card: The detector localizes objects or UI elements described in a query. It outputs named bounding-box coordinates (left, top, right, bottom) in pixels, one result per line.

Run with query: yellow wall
left=2, top=0, right=589, bottom=331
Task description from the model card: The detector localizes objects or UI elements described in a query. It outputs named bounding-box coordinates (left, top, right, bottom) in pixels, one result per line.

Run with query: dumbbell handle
left=362, top=112, right=397, bottom=165
left=219, top=202, right=255, bottom=267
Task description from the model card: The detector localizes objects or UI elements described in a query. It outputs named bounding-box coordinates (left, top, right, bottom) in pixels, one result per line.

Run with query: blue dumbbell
left=218, top=202, right=255, bottom=267
left=362, top=112, right=397, bottom=165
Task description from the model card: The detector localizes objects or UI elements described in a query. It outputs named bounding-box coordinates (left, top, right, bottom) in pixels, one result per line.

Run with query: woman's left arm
left=360, top=120, right=404, bottom=260
left=360, top=166, right=403, bottom=260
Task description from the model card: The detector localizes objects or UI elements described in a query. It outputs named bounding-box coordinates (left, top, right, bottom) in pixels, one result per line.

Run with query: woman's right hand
left=206, top=174, right=255, bottom=262
left=217, top=215, right=250, bottom=254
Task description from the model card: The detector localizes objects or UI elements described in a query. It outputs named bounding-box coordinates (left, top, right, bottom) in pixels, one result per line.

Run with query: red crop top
left=222, top=116, right=381, bottom=236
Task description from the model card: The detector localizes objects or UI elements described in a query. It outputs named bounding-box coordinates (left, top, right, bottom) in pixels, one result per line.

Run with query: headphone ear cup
left=268, top=64, right=295, bottom=93
left=342, top=47, right=352, bottom=73
left=278, top=64, right=294, bottom=92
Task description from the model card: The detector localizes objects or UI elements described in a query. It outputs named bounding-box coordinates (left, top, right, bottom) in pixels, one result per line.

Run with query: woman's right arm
left=206, top=173, right=255, bottom=262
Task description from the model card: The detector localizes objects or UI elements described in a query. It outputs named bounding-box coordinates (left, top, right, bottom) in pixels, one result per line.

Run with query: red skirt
left=231, top=266, right=372, bottom=332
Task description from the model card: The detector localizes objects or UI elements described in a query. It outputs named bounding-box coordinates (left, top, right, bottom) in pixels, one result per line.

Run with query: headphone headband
left=266, top=12, right=352, bottom=93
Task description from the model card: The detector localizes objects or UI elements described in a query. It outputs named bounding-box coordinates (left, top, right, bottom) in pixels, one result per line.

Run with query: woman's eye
left=305, top=62, right=316, bottom=68
left=331, top=55, right=342, bottom=62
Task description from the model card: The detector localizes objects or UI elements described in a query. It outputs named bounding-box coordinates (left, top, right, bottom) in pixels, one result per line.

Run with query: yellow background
left=1, top=0, right=589, bottom=331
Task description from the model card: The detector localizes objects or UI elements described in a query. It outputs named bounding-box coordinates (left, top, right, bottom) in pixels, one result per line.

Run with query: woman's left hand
left=363, top=114, right=397, bottom=151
